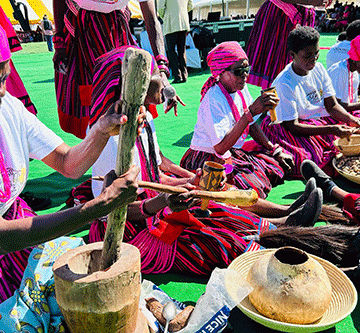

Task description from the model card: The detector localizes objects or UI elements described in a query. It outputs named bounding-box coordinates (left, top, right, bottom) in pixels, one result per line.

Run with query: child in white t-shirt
left=261, top=26, right=360, bottom=177
left=328, top=35, right=360, bottom=115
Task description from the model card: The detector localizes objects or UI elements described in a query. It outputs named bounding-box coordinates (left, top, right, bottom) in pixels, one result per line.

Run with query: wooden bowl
left=334, top=135, right=360, bottom=156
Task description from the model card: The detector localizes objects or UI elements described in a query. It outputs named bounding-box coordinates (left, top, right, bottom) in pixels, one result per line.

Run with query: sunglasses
left=0, top=73, right=9, bottom=86
left=227, top=65, right=251, bottom=77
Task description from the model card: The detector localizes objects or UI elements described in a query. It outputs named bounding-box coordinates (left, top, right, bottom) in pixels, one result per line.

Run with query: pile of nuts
left=335, top=155, right=360, bottom=177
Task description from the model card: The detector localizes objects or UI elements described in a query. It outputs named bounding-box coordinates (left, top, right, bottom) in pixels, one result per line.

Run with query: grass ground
left=11, top=34, right=360, bottom=332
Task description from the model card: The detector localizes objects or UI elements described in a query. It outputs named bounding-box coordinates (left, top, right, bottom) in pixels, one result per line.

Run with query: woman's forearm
left=140, top=1, right=166, bottom=57
left=249, top=124, right=274, bottom=150
left=284, top=121, right=335, bottom=136
left=127, top=195, right=168, bottom=221
left=214, top=116, right=251, bottom=156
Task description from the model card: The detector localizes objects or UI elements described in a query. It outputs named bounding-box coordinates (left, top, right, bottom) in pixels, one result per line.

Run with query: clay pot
left=53, top=242, right=149, bottom=333
left=247, top=246, right=332, bottom=324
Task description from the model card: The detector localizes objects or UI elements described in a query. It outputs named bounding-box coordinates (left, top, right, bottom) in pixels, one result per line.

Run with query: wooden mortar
left=53, top=242, right=149, bottom=333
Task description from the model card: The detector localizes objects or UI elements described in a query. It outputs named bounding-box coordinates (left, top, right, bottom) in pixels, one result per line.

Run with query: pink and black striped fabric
left=0, top=197, right=36, bottom=303
left=55, top=0, right=136, bottom=139
left=261, top=115, right=338, bottom=177
left=180, top=147, right=284, bottom=199
left=246, top=0, right=315, bottom=89
left=90, top=45, right=156, bottom=128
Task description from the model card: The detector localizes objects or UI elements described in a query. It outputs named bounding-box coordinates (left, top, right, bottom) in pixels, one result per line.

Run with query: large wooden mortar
left=53, top=242, right=149, bottom=333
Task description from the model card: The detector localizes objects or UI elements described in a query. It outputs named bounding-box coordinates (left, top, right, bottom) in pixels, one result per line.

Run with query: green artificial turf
left=12, top=34, right=360, bottom=332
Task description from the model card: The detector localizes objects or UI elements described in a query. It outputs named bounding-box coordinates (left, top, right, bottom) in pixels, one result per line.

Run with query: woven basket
left=334, top=135, right=360, bottom=156
left=333, top=157, right=360, bottom=184
left=228, top=249, right=357, bottom=333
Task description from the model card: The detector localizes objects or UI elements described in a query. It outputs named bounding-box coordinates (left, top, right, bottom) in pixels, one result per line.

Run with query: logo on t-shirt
left=306, top=89, right=323, bottom=105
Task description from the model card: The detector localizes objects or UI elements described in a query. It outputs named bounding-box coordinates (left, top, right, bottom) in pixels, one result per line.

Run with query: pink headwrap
left=0, top=26, right=11, bottom=63
left=348, top=35, right=360, bottom=62
left=201, top=41, right=248, bottom=99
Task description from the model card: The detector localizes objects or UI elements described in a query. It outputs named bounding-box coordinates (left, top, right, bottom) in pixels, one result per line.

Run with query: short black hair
left=287, top=26, right=320, bottom=54
left=338, top=31, right=347, bottom=41
left=346, top=20, right=360, bottom=40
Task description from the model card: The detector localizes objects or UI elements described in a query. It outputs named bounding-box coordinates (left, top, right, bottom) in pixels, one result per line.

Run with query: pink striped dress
left=246, top=0, right=315, bottom=89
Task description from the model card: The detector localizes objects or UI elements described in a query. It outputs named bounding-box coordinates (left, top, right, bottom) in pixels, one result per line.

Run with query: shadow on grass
left=34, top=78, right=55, bottom=84
left=173, top=132, right=194, bottom=147
left=24, top=171, right=90, bottom=211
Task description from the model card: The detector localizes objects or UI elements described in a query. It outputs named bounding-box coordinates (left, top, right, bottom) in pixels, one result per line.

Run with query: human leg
left=245, top=177, right=316, bottom=217
left=301, top=159, right=346, bottom=200
left=165, top=32, right=181, bottom=83
left=45, top=34, right=53, bottom=51
left=176, top=31, right=187, bottom=82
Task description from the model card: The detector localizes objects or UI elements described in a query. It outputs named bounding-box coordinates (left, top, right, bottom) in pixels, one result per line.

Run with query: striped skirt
left=0, top=197, right=36, bottom=303
left=261, top=115, right=338, bottom=177
left=69, top=179, right=275, bottom=276
left=180, top=148, right=285, bottom=199
left=246, top=0, right=315, bottom=89
left=55, top=3, right=136, bottom=139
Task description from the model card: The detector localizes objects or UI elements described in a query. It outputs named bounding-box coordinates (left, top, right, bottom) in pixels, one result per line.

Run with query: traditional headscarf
left=0, top=26, right=11, bottom=63
left=348, top=35, right=360, bottom=62
left=201, top=41, right=248, bottom=100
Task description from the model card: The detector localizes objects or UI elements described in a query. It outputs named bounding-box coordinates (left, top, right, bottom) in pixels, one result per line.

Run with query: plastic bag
left=140, top=267, right=253, bottom=333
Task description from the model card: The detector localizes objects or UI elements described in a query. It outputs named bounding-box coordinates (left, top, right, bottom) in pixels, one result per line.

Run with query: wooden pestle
left=99, top=48, right=152, bottom=271
left=93, top=177, right=259, bottom=207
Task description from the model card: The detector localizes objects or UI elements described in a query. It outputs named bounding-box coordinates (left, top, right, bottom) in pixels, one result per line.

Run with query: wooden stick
left=100, top=48, right=152, bottom=270
left=93, top=177, right=258, bottom=207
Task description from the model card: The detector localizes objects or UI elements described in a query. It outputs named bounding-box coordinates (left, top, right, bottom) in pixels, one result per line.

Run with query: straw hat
left=228, top=249, right=357, bottom=333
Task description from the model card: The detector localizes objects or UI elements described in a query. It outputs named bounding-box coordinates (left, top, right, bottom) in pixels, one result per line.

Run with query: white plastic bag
left=140, top=267, right=253, bottom=333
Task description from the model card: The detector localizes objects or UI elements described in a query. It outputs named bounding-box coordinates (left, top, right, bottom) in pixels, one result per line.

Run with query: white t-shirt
left=190, top=84, right=259, bottom=159
left=273, top=62, right=335, bottom=122
left=328, top=59, right=359, bottom=104
left=91, top=112, right=162, bottom=198
left=72, top=0, right=147, bottom=13
left=326, top=40, right=351, bottom=69
left=0, top=93, right=63, bottom=215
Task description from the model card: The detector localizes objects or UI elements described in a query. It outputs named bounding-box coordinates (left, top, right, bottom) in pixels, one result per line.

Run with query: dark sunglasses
left=0, top=73, right=9, bottom=85
left=227, top=65, right=251, bottom=77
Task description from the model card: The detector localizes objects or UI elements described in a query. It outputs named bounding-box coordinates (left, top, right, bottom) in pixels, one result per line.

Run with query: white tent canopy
left=192, top=0, right=264, bottom=20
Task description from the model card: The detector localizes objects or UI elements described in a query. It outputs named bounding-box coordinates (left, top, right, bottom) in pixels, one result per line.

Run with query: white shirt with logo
left=273, top=62, right=335, bottom=122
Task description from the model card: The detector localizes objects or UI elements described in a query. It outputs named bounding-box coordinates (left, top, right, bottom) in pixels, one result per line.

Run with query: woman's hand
left=100, top=166, right=139, bottom=211
left=275, top=152, right=294, bottom=173
left=96, top=101, right=146, bottom=137
left=164, top=94, right=186, bottom=116
left=332, top=124, right=357, bottom=138
left=164, top=191, right=199, bottom=212
left=53, top=48, right=68, bottom=74
left=250, top=92, right=279, bottom=117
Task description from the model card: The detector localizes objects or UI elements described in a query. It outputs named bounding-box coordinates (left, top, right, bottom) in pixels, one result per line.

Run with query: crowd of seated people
left=316, top=1, right=360, bottom=32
